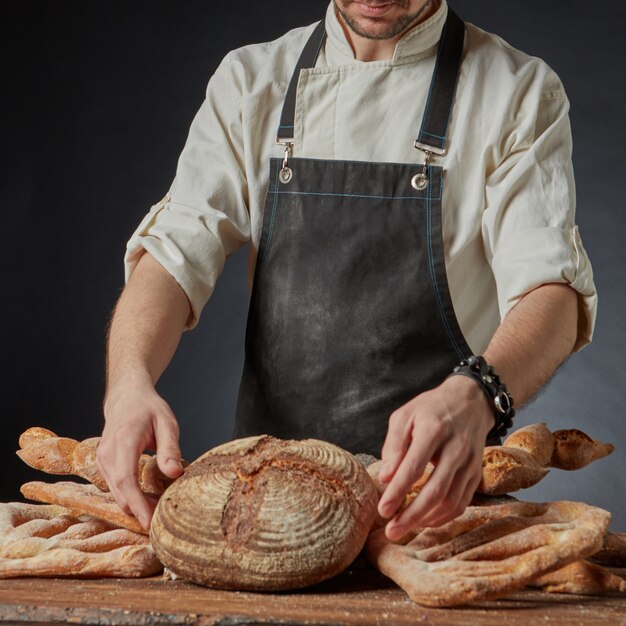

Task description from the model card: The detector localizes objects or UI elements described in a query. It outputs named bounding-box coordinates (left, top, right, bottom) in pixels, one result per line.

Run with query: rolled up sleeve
left=482, top=84, right=597, bottom=351
left=125, top=53, right=250, bottom=329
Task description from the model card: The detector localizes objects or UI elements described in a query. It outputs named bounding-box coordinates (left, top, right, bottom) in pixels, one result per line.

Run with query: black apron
left=235, top=11, right=485, bottom=456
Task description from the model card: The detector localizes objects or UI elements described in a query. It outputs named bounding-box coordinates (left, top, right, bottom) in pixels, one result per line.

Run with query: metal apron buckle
left=275, top=137, right=294, bottom=184
left=412, top=141, right=447, bottom=191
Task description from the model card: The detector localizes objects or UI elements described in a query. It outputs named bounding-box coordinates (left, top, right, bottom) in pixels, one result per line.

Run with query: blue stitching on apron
left=426, top=172, right=465, bottom=359
left=258, top=166, right=282, bottom=271
left=417, top=16, right=464, bottom=149
left=420, top=129, right=446, bottom=140
left=275, top=156, right=425, bottom=168
left=421, top=25, right=465, bottom=149
left=246, top=165, right=282, bottom=336
left=274, top=190, right=441, bottom=201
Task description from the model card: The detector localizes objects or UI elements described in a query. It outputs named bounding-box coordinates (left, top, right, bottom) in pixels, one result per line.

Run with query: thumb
left=154, top=415, right=183, bottom=479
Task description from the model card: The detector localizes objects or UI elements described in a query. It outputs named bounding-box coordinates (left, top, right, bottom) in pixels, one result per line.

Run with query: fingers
left=384, top=444, right=458, bottom=541
left=378, top=426, right=439, bottom=517
left=97, top=391, right=181, bottom=530
left=377, top=376, right=495, bottom=541
left=113, top=466, right=157, bottom=531
left=422, top=466, right=482, bottom=528
left=378, top=396, right=450, bottom=517
left=384, top=446, right=482, bottom=540
left=96, top=428, right=155, bottom=530
left=155, top=413, right=183, bottom=478
left=378, top=408, right=413, bottom=483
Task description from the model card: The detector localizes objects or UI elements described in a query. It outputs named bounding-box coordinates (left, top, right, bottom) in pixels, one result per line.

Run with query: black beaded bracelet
left=448, top=355, right=515, bottom=440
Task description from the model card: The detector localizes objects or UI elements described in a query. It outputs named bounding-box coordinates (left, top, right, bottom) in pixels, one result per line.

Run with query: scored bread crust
left=0, top=502, right=161, bottom=578
left=365, top=499, right=611, bottom=607
left=151, top=435, right=378, bottom=591
left=20, top=481, right=147, bottom=535
left=503, top=423, right=554, bottom=467
left=551, top=429, right=615, bottom=470
left=479, top=446, right=549, bottom=495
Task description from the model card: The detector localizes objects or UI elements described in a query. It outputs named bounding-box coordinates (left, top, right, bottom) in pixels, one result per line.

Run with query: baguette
left=551, top=429, right=615, bottom=470
left=366, top=424, right=614, bottom=499
left=479, top=446, right=548, bottom=496
left=20, top=481, right=148, bottom=535
left=16, top=427, right=175, bottom=495
left=502, top=422, right=554, bottom=466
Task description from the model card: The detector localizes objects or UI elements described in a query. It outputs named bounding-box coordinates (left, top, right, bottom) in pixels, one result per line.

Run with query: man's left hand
left=377, top=374, right=494, bottom=541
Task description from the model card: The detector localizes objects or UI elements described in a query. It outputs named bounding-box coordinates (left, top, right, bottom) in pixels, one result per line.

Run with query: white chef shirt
left=125, top=0, right=596, bottom=354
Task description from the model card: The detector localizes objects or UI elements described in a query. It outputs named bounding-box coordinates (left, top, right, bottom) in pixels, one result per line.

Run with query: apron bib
left=235, top=11, right=483, bottom=456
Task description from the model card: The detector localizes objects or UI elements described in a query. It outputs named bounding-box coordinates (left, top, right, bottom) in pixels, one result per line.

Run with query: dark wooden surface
left=1, top=568, right=626, bottom=626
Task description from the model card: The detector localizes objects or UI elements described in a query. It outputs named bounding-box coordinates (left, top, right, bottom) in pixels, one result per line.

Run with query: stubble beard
left=334, top=0, right=433, bottom=41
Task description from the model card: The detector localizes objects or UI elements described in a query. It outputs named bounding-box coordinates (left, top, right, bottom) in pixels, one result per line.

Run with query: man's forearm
left=105, top=252, right=191, bottom=401
left=98, top=251, right=189, bottom=527
left=484, top=283, right=579, bottom=408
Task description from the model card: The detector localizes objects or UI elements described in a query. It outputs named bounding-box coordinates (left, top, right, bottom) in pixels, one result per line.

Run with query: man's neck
left=335, top=1, right=439, bottom=62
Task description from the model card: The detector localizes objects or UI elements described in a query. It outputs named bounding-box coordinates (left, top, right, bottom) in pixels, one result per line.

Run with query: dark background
left=3, top=1, right=625, bottom=528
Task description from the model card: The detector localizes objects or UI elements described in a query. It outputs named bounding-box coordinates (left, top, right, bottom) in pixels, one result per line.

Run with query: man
left=97, top=0, right=595, bottom=543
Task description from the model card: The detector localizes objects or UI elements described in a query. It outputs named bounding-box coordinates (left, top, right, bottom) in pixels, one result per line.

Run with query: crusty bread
left=16, top=427, right=175, bottom=495
left=479, top=446, right=549, bottom=495
left=0, top=502, right=161, bottom=578
left=151, top=435, right=378, bottom=591
left=590, top=532, right=626, bottom=566
left=68, top=437, right=107, bottom=490
left=529, top=559, right=626, bottom=594
left=18, top=427, right=57, bottom=449
left=365, top=499, right=611, bottom=607
left=366, top=424, right=614, bottom=500
left=20, top=481, right=147, bottom=534
left=551, top=429, right=615, bottom=470
left=503, top=423, right=554, bottom=467
left=16, top=434, right=77, bottom=475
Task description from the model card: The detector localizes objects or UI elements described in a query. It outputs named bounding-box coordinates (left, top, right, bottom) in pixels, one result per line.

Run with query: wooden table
left=1, top=567, right=625, bottom=626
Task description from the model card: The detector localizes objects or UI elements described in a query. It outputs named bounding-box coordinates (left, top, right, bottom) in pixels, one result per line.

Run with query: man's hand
left=97, top=375, right=184, bottom=530
left=376, top=284, right=580, bottom=542
left=377, top=375, right=494, bottom=541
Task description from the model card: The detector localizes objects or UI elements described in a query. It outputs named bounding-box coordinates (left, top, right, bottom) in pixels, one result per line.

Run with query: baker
left=97, top=0, right=596, bottom=542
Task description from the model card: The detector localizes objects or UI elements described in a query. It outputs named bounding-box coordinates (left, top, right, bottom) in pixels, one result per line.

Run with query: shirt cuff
left=491, top=225, right=597, bottom=352
left=124, top=194, right=226, bottom=329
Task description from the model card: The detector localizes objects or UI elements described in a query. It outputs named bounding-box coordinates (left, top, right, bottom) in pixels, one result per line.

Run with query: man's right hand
left=97, top=377, right=184, bottom=530
left=99, top=252, right=191, bottom=529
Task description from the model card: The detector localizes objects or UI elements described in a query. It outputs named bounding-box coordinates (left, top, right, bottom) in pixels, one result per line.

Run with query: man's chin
left=340, top=13, right=402, bottom=40
left=336, top=4, right=420, bottom=41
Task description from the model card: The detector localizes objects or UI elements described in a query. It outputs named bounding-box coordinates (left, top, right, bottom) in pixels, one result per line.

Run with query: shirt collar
left=324, top=0, right=448, bottom=64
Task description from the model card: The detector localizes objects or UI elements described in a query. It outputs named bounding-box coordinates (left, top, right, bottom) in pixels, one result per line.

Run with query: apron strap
left=276, top=9, right=466, bottom=150
left=276, top=20, right=326, bottom=142
left=414, top=9, right=465, bottom=154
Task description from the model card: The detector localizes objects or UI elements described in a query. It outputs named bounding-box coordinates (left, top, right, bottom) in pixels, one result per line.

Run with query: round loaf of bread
left=150, top=435, right=378, bottom=590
